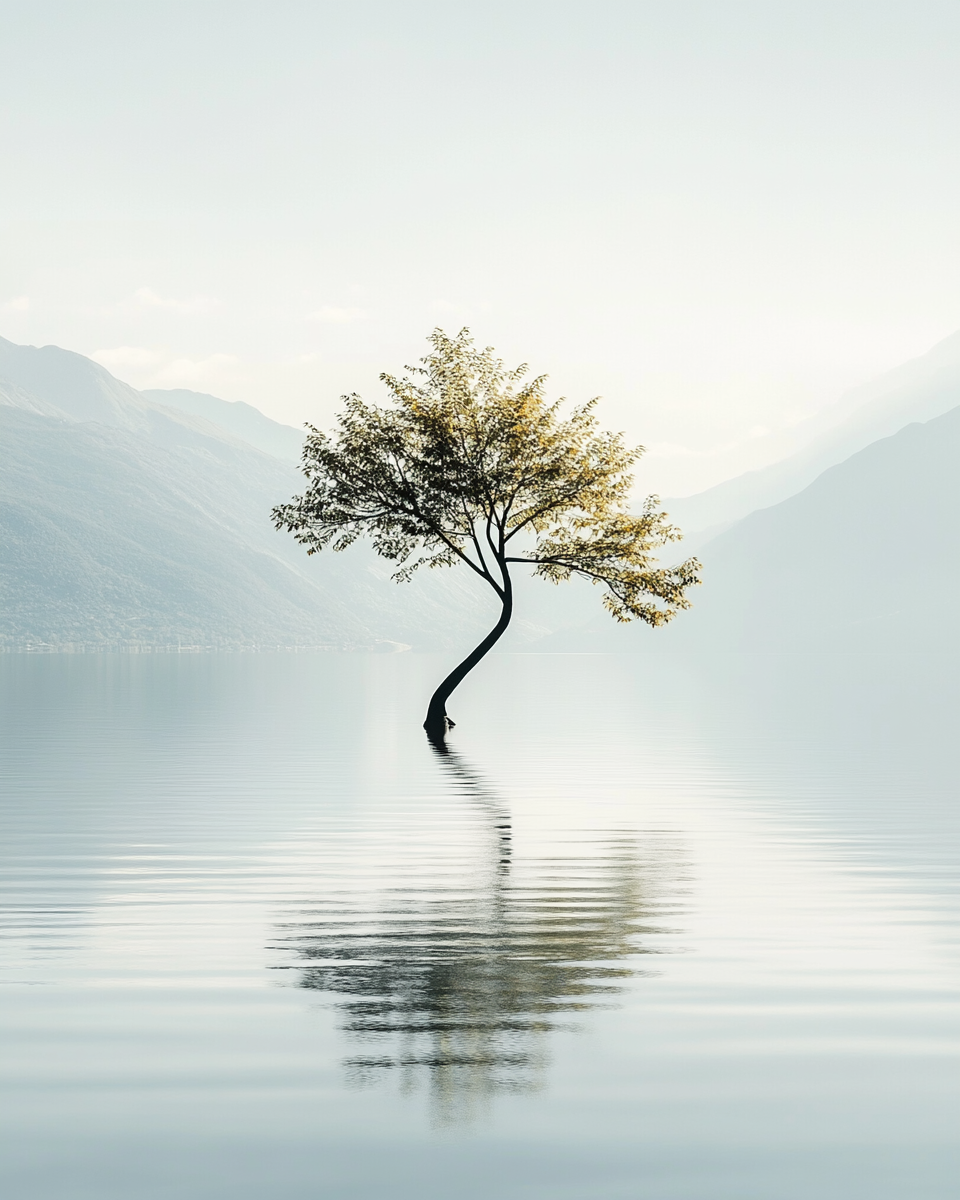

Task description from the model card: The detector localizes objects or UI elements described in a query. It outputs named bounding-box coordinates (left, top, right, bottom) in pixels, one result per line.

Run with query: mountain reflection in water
left=271, top=745, right=683, bottom=1124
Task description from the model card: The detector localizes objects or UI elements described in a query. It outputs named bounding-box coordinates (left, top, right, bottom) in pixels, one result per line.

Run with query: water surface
left=1, top=651, right=958, bottom=1198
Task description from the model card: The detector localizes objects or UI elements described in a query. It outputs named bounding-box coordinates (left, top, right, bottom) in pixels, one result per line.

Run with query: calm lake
left=2, top=650, right=959, bottom=1199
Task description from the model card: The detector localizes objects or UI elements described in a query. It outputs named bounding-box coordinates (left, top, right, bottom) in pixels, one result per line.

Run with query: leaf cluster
left=272, top=329, right=700, bottom=624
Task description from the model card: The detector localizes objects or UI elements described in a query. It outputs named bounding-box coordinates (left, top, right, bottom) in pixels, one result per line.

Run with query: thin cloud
left=90, top=347, right=241, bottom=394
left=92, top=346, right=163, bottom=371
left=306, top=305, right=367, bottom=324
left=645, top=437, right=758, bottom=462
left=154, top=354, right=241, bottom=387
left=135, top=287, right=220, bottom=316
left=2, top=296, right=31, bottom=313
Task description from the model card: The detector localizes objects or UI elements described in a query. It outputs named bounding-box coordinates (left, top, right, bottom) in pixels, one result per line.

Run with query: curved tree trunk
left=423, top=575, right=513, bottom=744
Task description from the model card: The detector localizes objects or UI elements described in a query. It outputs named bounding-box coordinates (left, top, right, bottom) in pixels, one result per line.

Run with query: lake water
left=1, top=650, right=959, bottom=1199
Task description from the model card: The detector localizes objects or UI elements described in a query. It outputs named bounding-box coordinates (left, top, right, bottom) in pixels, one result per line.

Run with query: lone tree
left=273, top=330, right=700, bottom=743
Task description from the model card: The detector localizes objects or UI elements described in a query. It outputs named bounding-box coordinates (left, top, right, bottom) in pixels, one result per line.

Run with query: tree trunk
left=423, top=579, right=513, bottom=744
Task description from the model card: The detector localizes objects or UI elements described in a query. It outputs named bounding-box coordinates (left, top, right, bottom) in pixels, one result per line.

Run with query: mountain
left=142, top=388, right=306, bottom=461
left=0, top=336, right=204, bottom=433
left=677, top=403, right=960, bottom=655
left=0, top=337, right=505, bottom=651
left=537, top=402, right=960, bottom=655
left=1, top=406, right=357, bottom=649
left=665, top=330, right=960, bottom=535
left=0, top=337, right=261, bottom=448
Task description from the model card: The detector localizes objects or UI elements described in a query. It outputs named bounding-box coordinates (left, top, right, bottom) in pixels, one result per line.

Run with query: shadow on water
left=271, top=741, right=683, bottom=1126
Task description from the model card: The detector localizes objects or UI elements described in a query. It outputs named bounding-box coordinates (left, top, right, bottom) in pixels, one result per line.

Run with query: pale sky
left=2, top=0, right=959, bottom=496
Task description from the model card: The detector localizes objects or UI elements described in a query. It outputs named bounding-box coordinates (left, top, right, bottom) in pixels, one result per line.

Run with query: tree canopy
left=273, top=329, right=700, bottom=740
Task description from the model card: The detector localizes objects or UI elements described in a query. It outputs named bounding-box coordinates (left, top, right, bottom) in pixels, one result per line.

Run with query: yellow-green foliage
left=273, top=329, right=700, bottom=625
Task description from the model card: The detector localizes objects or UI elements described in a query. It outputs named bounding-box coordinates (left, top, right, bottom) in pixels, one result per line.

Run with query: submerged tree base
left=423, top=712, right=456, bottom=750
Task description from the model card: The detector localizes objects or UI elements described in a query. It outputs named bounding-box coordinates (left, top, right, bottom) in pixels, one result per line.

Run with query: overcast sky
left=2, top=0, right=959, bottom=495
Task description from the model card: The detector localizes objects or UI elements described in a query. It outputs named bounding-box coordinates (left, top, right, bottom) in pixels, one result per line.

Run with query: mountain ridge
left=534, top=401, right=960, bottom=655
left=665, top=329, right=960, bottom=533
left=142, top=387, right=305, bottom=461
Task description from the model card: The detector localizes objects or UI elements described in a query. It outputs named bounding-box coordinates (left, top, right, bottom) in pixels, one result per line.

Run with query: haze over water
left=2, top=650, right=958, bottom=1199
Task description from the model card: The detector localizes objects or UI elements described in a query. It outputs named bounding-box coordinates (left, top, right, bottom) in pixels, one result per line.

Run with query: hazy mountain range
left=539, top=388, right=960, bottom=655
left=2, top=331, right=958, bottom=655
left=140, top=388, right=305, bottom=461
left=0, top=337, right=502, bottom=651
left=672, top=403, right=960, bottom=656
left=665, top=331, right=960, bottom=535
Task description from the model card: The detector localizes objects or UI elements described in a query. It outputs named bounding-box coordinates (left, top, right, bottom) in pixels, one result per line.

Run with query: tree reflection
left=273, top=747, right=680, bottom=1126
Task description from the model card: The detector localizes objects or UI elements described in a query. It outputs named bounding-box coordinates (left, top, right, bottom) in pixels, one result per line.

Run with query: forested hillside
left=0, top=337, right=498, bottom=650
